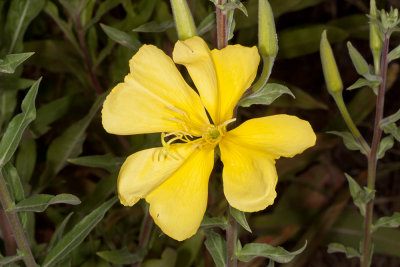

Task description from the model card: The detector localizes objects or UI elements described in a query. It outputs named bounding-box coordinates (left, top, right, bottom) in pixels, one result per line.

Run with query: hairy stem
left=226, top=209, right=238, bottom=267
left=0, top=170, right=36, bottom=266
left=0, top=209, right=17, bottom=255
left=361, top=33, right=389, bottom=267
left=216, top=0, right=227, bottom=49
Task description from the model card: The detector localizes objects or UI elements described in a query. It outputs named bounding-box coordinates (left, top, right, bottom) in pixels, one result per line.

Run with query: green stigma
left=209, top=128, right=220, bottom=139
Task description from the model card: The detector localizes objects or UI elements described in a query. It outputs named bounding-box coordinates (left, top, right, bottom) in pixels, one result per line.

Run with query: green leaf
left=0, top=78, right=41, bottom=167
left=68, top=154, right=125, bottom=173
left=0, top=253, right=24, bottom=265
left=4, top=0, right=45, bottom=53
left=347, top=42, right=369, bottom=76
left=347, top=78, right=380, bottom=94
left=38, top=93, right=106, bottom=187
left=15, top=139, right=36, bottom=182
left=200, top=215, right=228, bottom=230
left=3, top=163, right=25, bottom=202
left=328, top=131, right=367, bottom=155
left=133, top=20, right=174, bottom=32
left=234, top=241, right=307, bottom=263
left=42, top=197, right=117, bottom=267
left=142, top=248, right=177, bottom=267
left=204, top=231, right=227, bottom=267
left=44, top=1, right=81, bottom=56
left=101, top=24, right=142, bottom=51
left=327, top=243, right=361, bottom=258
left=230, top=206, right=252, bottom=233
left=381, top=123, right=400, bottom=142
left=239, top=83, right=294, bottom=107
left=11, top=194, right=81, bottom=212
left=388, top=43, right=400, bottom=62
left=85, top=0, right=123, bottom=30
left=198, top=13, right=215, bottom=36
left=372, top=212, right=400, bottom=232
left=31, top=95, right=74, bottom=137
left=377, top=136, right=394, bottom=159
left=267, top=260, right=275, bottom=267
left=48, top=213, right=74, bottom=251
left=381, top=109, right=400, bottom=126
left=97, top=248, right=141, bottom=265
left=345, top=173, right=375, bottom=216
left=0, top=53, right=34, bottom=74
left=215, top=1, right=248, bottom=16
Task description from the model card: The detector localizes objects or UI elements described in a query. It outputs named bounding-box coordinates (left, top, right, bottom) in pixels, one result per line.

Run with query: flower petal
left=211, top=45, right=260, bottom=124
left=173, top=37, right=260, bottom=125
left=145, top=146, right=214, bottom=241
left=173, top=37, right=218, bottom=123
left=102, top=44, right=209, bottom=136
left=224, top=114, right=316, bottom=158
left=219, top=138, right=277, bottom=212
left=117, top=143, right=196, bottom=206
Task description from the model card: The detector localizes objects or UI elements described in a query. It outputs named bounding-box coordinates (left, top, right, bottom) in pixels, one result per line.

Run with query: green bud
left=320, top=30, right=343, bottom=94
left=258, top=0, right=278, bottom=59
left=170, top=0, right=197, bottom=40
left=347, top=42, right=369, bottom=76
left=370, top=0, right=382, bottom=74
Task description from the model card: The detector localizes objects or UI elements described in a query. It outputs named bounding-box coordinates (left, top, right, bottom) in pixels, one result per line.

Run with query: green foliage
left=327, top=243, right=361, bottom=258
left=328, top=131, right=367, bottom=155
left=42, top=197, right=117, bottom=267
left=68, top=154, right=125, bottom=173
left=229, top=206, right=252, bottom=233
left=10, top=194, right=81, bottom=212
left=100, top=24, right=142, bottom=51
left=0, top=78, right=41, bottom=167
left=345, top=174, right=375, bottom=217
left=204, top=231, right=226, bottom=267
left=234, top=241, right=307, bottom=263
left=0, top=52, right=34, bottom=74
left=239, top=83, right=294, bottom=107
left=96, top=248, right=141, bottom=265
left=372, top=212, right=400, bottom=232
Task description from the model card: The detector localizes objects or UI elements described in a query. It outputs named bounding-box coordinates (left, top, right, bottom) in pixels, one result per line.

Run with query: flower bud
left=320, top=30, right=343, bottom=94
left=258, top=0, right=278, bottom=59
left=170, top=0, right=197, bottom=40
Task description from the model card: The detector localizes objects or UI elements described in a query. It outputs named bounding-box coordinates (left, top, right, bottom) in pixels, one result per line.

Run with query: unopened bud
left=170, top=0, right=197, bottom=40
left=320, top=30, right=343, bottom=94
left=258, top=0, right=278, bottom=59
left=347, top=42, right=369, bottom=76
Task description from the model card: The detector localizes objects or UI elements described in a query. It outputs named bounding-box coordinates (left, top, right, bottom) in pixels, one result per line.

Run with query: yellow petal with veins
left=220, top=138, right=278, bottom=212
left=173, top=37, right=260, bottom=125
left=146, top=145, right=214, bottom=241
left=224, top=114, right=316, bottom=159
left=102, top=45, right=209, bottom=136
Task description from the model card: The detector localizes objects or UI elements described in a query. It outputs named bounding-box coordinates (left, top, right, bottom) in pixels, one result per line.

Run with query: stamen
left=220, top=118, right=237, bottom=128
left=167, top=117, right=190, bottom=132
left=167, top=106, right=189, bottom=119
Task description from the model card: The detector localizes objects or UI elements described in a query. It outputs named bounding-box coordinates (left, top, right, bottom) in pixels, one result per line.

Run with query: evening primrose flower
left=102, top=36, right=316, bottom=241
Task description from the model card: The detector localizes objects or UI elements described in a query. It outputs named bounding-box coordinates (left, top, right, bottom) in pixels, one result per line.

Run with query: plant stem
left=361, top=33, right=389, bottom=267
left=132, top=209, right=153, bottom=267
left=0, top=209, right=17, bottom=255
left=216, top=0, right=227, bottom=49
left=0, top=170, right=36, bottom=266
left=332, top=92, right=371, bottom=154
left=75, top=14, right=103, bottom=95
left=226, top=208, right=238, bottom=267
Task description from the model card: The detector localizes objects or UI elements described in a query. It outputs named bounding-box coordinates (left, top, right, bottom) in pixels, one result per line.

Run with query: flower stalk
left=216, top=0, right=228, bottom=49
left=361, top=33, right=389, bottom=267
left=0, top=170, right=36, bottom=267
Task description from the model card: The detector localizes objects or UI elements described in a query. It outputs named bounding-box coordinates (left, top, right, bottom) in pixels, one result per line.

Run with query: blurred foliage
left=0, top=0, right=399, bottom=266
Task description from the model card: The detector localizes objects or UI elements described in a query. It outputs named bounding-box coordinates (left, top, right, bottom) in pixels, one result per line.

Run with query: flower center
left=157, top=118, right=236, bottom=160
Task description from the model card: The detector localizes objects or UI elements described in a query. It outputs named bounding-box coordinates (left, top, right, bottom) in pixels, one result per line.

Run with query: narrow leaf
left=68, top=154, right=125, bottom=173
left=381, top=123, right=400, bottom=142
left=48, top=213, right=74, bottom=251
left=0, top=53, right=34, bottom=74
left=239, top=83, right=294, bottom=107
left=101, top=24, right=141, bottom=51
left=327, top=131, right=367, bottom=155
left=0, top=78, right=41, bottom=167
left=42, top=197, right=117, bottom=267
left=377, top=136, right=394, bottom=159
left=230, top=206, right=252, bottom=233
left=347, top=78, right=379, bottom=94
left=97, top=248, right=141, bottom=265
left=204, top=231, right=227, bottom=267
left=381, top=108, right=400, bottom=126
left=15, top=139, right=36, bottom=182
left=85, top=0, right=123, bottom=30
left=327, top=243, right=361, bottom=258
left=12, top=194, right=81, bottom=212
left=133, top=20, right=174, bottom=32
left=198, top=13, right=215, bottom=36
left=234, top=241, right=307, bottom=263
left=345, top=173, right=375, bottom=216
left=372, top=212, right=400, bottom=232
left=200, top=215, right=228, bottom=230
left=0, top=254, right=24, bottom=265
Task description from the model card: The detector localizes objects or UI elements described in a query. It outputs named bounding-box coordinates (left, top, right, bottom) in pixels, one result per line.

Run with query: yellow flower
left=102, top=36, right=316, bottom=241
